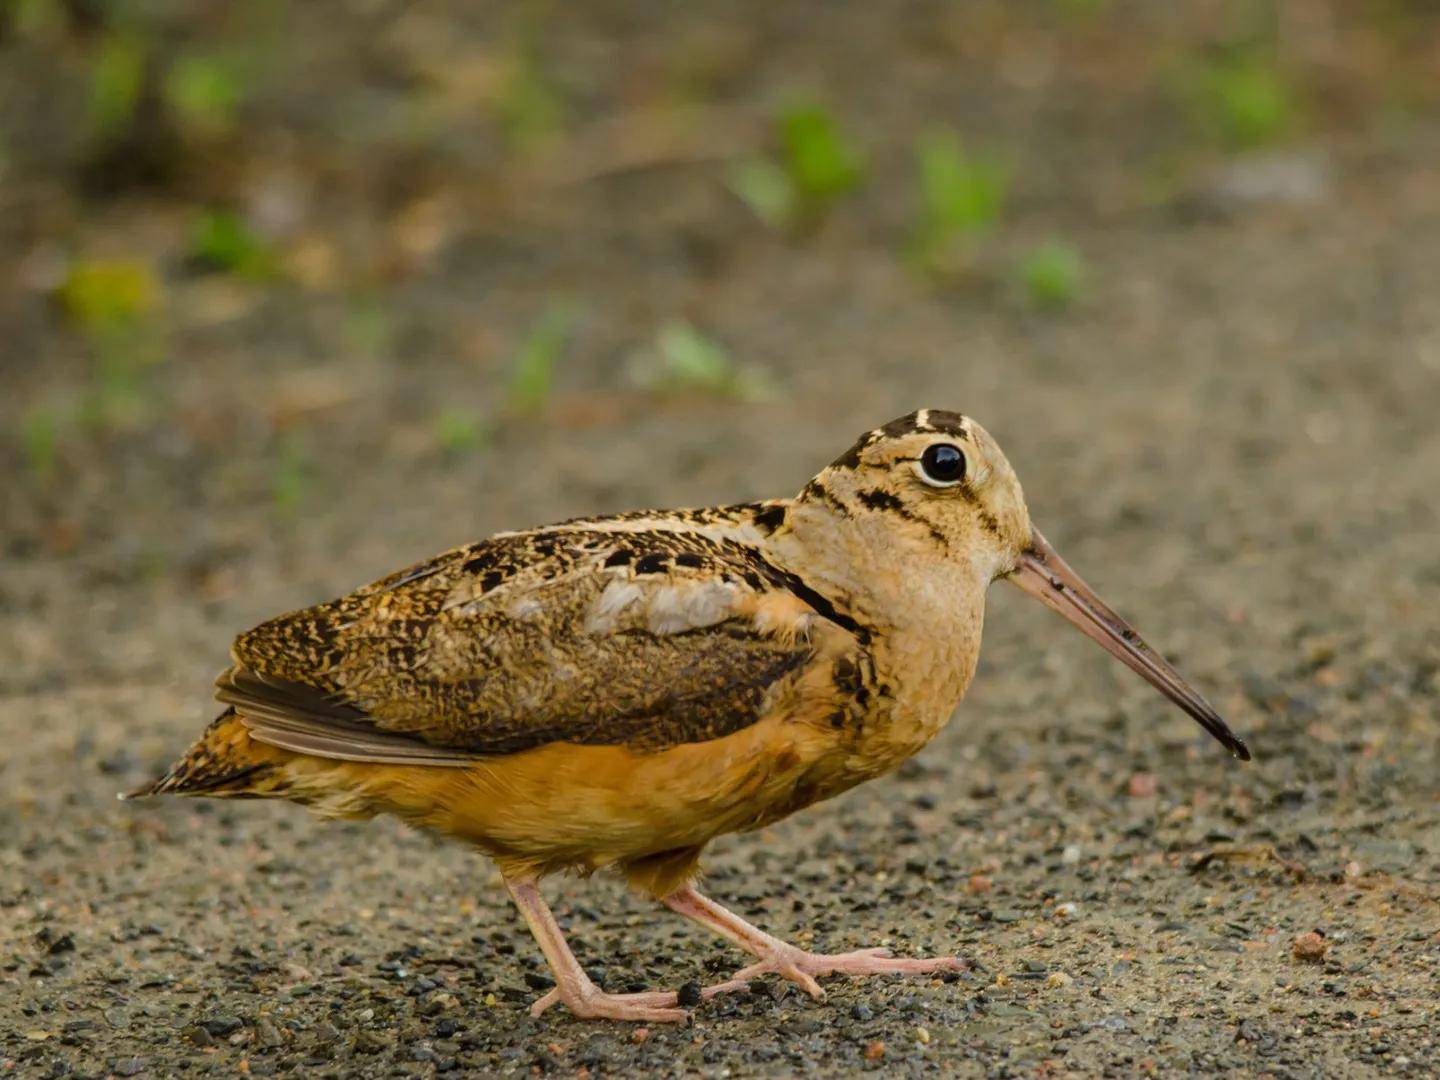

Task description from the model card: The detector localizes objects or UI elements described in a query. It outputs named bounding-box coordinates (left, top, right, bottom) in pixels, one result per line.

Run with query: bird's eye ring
left=917, top=443, right=967, bottom=487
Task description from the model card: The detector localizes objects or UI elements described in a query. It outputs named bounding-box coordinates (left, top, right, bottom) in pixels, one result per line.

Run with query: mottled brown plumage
left=130, top=409, right=1248, bottom=1023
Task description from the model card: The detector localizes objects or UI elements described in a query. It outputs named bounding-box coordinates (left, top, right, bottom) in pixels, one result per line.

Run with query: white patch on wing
left=585, top=579, right=644, bottom=633
left=585, top=577, right=741, bottom=636
left=752, top=605, right=814, bottom=643
left=644, top=580, right=739, bottom=635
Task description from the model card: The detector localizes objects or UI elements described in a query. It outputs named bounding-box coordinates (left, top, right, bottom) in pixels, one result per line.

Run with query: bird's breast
left=837, top=592, right=987, bottom=781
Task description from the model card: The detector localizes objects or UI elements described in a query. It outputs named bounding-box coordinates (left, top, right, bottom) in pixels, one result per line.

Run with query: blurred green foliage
left=433, top=408, right=489, bottom=456
left=88, top=32, right=148, bottom=141
left=189, top=209, right=277, bottom=278
left=343, top=297, right=396, bottom=360
left=1016, top=240, right=1086, bottom=310
left=270, top=433, right=311, bottom=517
left=1188, top=51, right=1297, bottom=150
left=59, top=258, right=159, bottom=332
left=632, top=320, right=773, bottom=400
left=165, top=52, right=243, bottom=138
left=497, top=38, right=566, bottom=149
left=21, top=405, right=61, bottom=483
left=779, top=103, right=864, bottom=207
left=59, top=258, right=167, bottom=427
left=1051, top=0, right=1110, bottom=20
left=30, top=258, right=169, bottom=469
left=728, top=102, right=864, bottom=230
left=909, top=129, right=1009, bottom=274
left=8, top=0, right=65, bottom=37
left=725, top=159, right=794, bottom=231
left=507, top=303, right=579, bottom=414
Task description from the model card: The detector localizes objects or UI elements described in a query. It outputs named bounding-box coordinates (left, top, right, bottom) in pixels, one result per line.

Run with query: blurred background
left=3, top=1, right=1439, bottom=1075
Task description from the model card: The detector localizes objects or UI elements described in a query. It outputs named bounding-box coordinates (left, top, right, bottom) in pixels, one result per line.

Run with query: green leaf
left=507, top=304, right=578, bottom=414
left=778, top=103, right=863, bottom=203
left=166, top=53, right=242, bottom=137
left=270, top=434, right=311, bottom=517
left=918, top=130, right=1007, bottom=237
left=497, top=41, right=565, bottom=149
left=21, top=405, right=61, bottom=483
left=433, top=408, right=488, bottom=455
left=633, top=320, right=774, bottom=400
left=189, top=209, right=276, bottom=278
left=89, top=32, right=147, bottom=139
left=725, top=158, right=796, bottom=229
left=1191, top=53, right=1295, bottom=150
left=657, top=319, right=733, bottom=389
left=1018, top=241, right=1086, bottom=310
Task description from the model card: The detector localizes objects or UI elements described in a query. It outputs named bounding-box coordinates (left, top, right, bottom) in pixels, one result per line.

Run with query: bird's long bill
left=1008, top=527, right=1251, bottom=761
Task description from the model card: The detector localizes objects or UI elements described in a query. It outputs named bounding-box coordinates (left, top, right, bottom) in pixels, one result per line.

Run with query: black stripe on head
left=921, top=409, right=969, bottom=438
left=954, top=484, right=1001, bottom=537
left=878, top=410, right=969, bottom=440
left=880, top=412, right=923, bottom=438
left=855, top=488, right=904, bottom=513
left=802, top=478, right=851, bottom=516
left=828, top=431, right=878, bottom=470
left=855, top=488, right=948, bottom=546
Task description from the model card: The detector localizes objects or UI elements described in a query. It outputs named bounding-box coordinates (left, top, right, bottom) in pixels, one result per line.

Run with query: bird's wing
left=218, top=524, right=866, bottom=765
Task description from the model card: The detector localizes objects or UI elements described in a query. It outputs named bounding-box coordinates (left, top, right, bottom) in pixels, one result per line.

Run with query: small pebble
left=1061, top=844, right=1082, bottom=865
left=1046, top=971, right=1074, bottom=989
left=254, top=1018, right=284, bottom=1048
left=1292, top=931, right=1329, bottom=962
left=966, top=874, right=992, bottom=895
left=863, top=1040, right=885, bottom=1061
left=677, top=981, right=702, bottom=1007
left=915, top=1026, right=930, bottom=1045
left=1053, top=902, right=1078, bottom=921
left=183, top=1026, right=214, bottom=1048
left=200, top=1015, right=243, bottom=1037
left=1127, top=772, right=1158, bottom=798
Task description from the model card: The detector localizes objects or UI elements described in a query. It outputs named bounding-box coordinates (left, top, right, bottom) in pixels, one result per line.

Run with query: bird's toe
left=537, top=985, right=688, bottom=1024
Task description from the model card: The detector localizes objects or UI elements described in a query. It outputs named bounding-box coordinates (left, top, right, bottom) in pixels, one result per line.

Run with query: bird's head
left=800, top=409, right=1032, bottom=581
left=798, top=409, right=1250, bottom=761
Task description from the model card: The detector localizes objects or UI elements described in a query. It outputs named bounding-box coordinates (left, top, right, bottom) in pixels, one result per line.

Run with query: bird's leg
left=663, top=884, right=963, bottom=1000
left=503, top=877, right=689, bottom=1023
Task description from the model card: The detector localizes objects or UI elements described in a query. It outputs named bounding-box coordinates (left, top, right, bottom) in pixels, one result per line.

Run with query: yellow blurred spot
left=58, top=259, right=159, bottom=331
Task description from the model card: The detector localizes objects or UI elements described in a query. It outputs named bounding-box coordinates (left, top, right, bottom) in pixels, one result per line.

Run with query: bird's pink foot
left=705, top=943, right=963, bottom=1000
left=505, top=878, right=690, bottom=1024
left=530, top=983, right=687, bottom=1023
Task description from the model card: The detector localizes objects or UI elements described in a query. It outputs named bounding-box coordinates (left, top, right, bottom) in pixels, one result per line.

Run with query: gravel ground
left=4, top=4, right=1440, bottom=1076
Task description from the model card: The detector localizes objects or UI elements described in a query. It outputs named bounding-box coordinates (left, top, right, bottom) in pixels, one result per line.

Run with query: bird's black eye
left=919, top=443, right=966, bottom=487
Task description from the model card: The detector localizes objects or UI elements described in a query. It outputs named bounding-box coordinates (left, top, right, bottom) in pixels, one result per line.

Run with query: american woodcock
left=129, top=410, right=1249, bottom=1023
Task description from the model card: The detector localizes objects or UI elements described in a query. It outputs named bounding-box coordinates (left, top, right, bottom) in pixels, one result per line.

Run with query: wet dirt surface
left=4, top=4, right=1440, bottom=1076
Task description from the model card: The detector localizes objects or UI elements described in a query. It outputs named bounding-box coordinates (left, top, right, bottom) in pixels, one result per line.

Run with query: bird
left=126, top=409, right=1249, bottom=1023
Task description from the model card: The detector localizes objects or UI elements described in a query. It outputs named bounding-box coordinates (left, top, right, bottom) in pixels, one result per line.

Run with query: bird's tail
left=122, top=707, right=290, bottom=800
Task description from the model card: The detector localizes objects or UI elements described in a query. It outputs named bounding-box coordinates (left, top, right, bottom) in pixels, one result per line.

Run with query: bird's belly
left=292, top=711, right=843, bottom=877
left=269, top=650, right=968, bottom=880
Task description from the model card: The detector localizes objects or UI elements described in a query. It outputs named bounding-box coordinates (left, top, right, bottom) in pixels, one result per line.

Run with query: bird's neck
left=766, top=497, right=989, bottom=766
